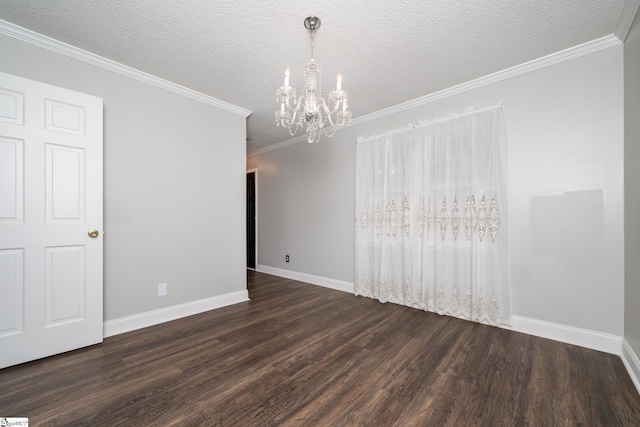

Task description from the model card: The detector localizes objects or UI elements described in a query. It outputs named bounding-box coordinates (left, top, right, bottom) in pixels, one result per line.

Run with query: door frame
left=247, top=168, right=258, bottom=271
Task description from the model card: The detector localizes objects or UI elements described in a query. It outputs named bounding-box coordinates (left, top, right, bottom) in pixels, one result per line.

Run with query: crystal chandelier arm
left=287, top=95, right=304, bottom=114
left=319, top=97, right=336, bottom=126
left=275, top=94, right=307, bottom=136
left=288, top=95, right=305, bottom=127
left=327, top=90, right=349, bottom=114
left=319, top=94, right=348, bottom=126
left=287, top=96, right=302, bottom=127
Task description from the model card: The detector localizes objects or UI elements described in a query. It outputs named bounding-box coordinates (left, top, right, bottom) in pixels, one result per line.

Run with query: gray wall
left=248, top=44, right=624, bottom=335
left=0, top=33, right=247, bottom=321
left=625, top=10, right=640, bottom=358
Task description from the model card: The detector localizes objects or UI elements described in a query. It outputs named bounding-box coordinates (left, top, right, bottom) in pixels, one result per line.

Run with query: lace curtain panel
left=354, top=104, right=511, bottom=326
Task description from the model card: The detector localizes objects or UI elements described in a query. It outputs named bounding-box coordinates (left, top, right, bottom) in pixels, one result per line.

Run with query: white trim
left=246, top=168, right=258, bottom=270
left=257, top=266, right=625, bottom=355
left=622, top=339, right=640, bottom=395
left=354, top=35, right=619, bottom=125
left=256, top=264, right=353, bottom=293
left=248, top=34, right=621, bottom=157
left=103, top=290, right=249, bottom=337
left=0, top=19, right=252, bottom=118
left=615, top=0, right=640, bottom=42
left=248, top=136, right=306, bottom=157
left=501, top=315, right=622, bottom=355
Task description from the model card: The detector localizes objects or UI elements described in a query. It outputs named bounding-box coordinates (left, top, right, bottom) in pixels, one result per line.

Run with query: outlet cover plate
left=158, top=283, right=167, bottom=297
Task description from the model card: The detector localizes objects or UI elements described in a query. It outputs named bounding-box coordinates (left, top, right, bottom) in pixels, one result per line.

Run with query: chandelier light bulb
left=275, top=16, right=353, bottom=143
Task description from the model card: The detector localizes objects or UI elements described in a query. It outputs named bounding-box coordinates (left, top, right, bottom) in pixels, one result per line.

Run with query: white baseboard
left=256, top=266, right=625, bottom=355
left=103, top=290, right=249, bottom=337
left=502, top=315, right=622, bottom=355
left=239, top=268, right=640, bottom=394
left=622, top=339, right=640, bottom=395
left=256, top=265, right=353, bottom=293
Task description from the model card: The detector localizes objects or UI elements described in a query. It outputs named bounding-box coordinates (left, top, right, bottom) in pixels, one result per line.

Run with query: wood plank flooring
left=1, top=271, right=639, bottom=426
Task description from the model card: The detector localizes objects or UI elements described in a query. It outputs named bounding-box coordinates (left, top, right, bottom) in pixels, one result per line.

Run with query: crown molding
left=248, top=134, right=307, bottom=157
left=352, top=35, right=621, bottom=126
left=249, top=115, right=357, bottom=157
left=615, top=0, right=640, bottom=42
left=249, top=34, right=621, bottom=157
left=247, top=125, right=343, bottom=157
left=0, top=19, right=252, bottom=118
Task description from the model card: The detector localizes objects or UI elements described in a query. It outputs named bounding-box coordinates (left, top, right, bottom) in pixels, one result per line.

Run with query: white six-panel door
left=0, top=71, right=103, bottom=369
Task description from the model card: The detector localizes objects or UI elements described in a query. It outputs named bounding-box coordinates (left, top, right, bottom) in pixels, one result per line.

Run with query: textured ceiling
left=0, top=0, right=627, bottom=152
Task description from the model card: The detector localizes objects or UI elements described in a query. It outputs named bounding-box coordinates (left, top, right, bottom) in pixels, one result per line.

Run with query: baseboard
left=252, top=266, right=640, bottom=390
left=256, top=265, right=625, bottom=355
left=622, top=339, right=640, bottom=395
left=502, top=315, right=622, bottom=355
left=103, top=290, right=249, bottom=337
left=256, top=265, right=353, bottom=293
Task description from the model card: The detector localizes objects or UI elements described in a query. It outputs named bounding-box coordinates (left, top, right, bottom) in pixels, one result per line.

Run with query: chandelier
left=275, top=16, right=352, bottom=143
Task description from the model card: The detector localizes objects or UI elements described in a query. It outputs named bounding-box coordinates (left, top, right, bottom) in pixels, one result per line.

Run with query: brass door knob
left=88, top=229, right=100, bottom=238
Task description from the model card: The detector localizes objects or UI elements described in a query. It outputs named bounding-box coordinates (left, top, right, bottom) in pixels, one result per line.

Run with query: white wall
left=0, top=32, right=247, bottom=322
left=248, top=43, right=624, bottom=336
left=625, top=10, right=640, bottom=360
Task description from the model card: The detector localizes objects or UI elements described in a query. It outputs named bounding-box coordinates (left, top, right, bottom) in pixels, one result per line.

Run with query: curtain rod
left=413, top=101, right=505, bottom=128
left=357, top=101, right=505, bottom=143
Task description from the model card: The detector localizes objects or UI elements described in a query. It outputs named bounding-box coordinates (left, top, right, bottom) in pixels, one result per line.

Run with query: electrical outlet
left=158, top=283, right=167, bottom=297
left=286, top=255, right=290, bottom=263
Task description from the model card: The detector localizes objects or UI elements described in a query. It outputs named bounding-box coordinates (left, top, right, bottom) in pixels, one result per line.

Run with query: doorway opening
left=246, top=169, right=257, bottom=270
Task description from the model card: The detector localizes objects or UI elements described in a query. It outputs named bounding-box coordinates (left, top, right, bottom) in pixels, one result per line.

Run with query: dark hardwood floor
left=1, top=271, right=639, bottom=426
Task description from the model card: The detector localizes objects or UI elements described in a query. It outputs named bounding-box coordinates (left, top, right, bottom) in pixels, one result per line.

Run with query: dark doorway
left=246, top=171, right=256, bottom=270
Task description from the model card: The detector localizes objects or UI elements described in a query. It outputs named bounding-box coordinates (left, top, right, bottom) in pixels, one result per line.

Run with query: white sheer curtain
left=354, top=104, right=511, bottom=326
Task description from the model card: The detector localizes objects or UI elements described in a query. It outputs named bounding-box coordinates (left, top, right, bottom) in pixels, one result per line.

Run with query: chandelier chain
left=310, top=29, right=315, bottom=59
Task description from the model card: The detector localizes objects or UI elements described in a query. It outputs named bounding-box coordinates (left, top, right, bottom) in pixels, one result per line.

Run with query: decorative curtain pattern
left=354, top=104, right=511, bottom=326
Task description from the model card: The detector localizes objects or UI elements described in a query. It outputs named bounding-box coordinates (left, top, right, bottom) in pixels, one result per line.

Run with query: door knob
left=88, top=229, right=100, bottom=238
